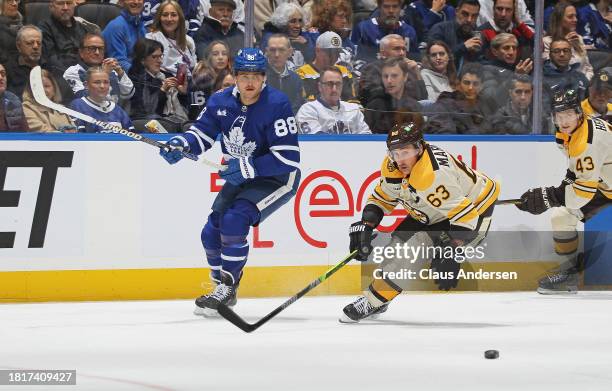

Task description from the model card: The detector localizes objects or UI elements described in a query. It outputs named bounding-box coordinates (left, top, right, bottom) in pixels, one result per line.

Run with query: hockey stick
left=29, top=66, right=224, bottom=170
left=496, top=199, right=521, bottom=205
left=217, top=250, right=358, bottom=333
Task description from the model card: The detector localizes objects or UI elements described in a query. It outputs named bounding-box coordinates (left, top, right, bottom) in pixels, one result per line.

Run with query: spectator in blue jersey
left=195, top=0, right=244, bottom=59
left=129, top=38, right=189, bottom=130
left=351, top=0, right=419, bottom=62
left=427, top=0, right=484, bottom=70
left=102, top=0, right=147, bottom=73
left=307, top=0, right=358, bottom=72
left=159, top=48, right=301, bottom=316
left=145, top=0, right=197, bottom=77
left=0, top=63, right=29, bottom=132
left=63, top=33, right=135, bottom=104
left=265, top=34, right=305, bottom=114
left=261, top=2, right=315, bottom=69
left=69, top=67, right=135, bottom=133
left=581, top=0, right=610, bottom=49
left=409, top=0, right=456, bottom=40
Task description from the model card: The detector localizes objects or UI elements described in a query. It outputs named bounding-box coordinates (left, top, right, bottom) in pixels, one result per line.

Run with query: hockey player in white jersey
left=341, top=114, right=500, bottom=323
left=515, top=88, right=612, bottom=294
left=159, top=48, right=300, bottom=315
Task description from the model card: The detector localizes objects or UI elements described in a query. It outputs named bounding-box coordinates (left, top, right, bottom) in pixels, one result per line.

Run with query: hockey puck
left=484, top=350, right=499, bottom=359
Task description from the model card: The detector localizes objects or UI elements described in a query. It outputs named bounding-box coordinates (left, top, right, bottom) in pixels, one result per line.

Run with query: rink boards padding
left=0, top=262, right=563, bottom=302
left=0, top=134, right=610, bottom=302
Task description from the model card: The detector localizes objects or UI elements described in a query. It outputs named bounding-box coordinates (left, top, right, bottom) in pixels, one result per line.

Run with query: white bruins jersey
left=555, top=117, right=612, bottom=209
left=368, top=144, right=500, bottom=230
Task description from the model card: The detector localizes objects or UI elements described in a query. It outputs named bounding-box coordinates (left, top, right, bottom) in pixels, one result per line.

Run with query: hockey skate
left=194, top=276, right=239, bottom=317
left=537, top=267, right=579, bottom=295
left=339, top=296, right=389, bottom=323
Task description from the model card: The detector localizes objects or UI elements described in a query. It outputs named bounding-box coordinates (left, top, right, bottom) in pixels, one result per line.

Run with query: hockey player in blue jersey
left=160, top=48, right=301, bottom=316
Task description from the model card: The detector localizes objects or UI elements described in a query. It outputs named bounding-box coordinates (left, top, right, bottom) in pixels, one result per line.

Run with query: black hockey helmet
left=386, top=114, right=425, bottom=151
left=551, top=86, right=581, bottom=114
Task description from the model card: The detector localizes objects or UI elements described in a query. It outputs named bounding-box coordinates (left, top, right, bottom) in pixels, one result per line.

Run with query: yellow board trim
left=0, top=262, right=576, bottom=303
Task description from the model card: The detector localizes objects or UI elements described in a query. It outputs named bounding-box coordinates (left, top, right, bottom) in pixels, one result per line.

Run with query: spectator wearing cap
left=195, top=0, right=244, bottom=58
left=296, top=31, right=357, bottom=102
left=427, top=0, right=484, bottom=70
left=351, top=0, right=419, bottom=62
left=102, top=0, right=147, bottom=73
left=358, top=33, right=427, bottom=107
left=265, top=34, right=305, bottom=114
left=296, top=67, right=371, bottom=134
left=582, top=68, right=612, bottom=121
left=0, top=62, right=29, bottom=132
left=39, top=0, right=99, bottom=77
left=307, top=0, right=358, bottom=72
left=261, top=2, right=315, bottom=68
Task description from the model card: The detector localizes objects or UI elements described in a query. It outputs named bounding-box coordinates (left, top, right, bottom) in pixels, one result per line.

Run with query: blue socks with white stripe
left=201, top=201, right=260, bottom=286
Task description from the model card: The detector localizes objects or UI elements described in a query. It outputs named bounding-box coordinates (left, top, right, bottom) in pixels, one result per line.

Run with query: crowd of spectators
left=0, top=0, right=610, bottom=134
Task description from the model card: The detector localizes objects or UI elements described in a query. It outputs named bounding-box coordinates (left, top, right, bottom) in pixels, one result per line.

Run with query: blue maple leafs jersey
left=182, top=85, right=301, bottom=177
left=69, top=97, right=134, bottom=133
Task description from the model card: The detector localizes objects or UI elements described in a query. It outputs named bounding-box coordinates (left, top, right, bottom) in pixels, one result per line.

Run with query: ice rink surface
left=2, top=292, right=612, bottom=391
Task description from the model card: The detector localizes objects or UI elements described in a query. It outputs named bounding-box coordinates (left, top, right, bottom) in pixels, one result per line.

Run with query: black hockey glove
left=430, top=232, right=462, bottom=291
left=516, top=187, right=562, bottom=215
left=430, top=256, right=461, bottom=291
left=349, top=221, right=377, bottom=262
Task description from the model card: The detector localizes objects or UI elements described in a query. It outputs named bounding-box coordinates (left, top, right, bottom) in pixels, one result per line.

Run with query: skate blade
left=537, top=287, right=578, bottom=295
left=193, top=306, right=220, bottom=317
left=339, top=313, right=360, bottom=324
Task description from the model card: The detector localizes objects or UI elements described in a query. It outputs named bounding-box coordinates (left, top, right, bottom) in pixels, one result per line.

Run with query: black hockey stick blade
left=217, top=250, right=358, bottom=333
left=496, top=198, right=521, bottom=205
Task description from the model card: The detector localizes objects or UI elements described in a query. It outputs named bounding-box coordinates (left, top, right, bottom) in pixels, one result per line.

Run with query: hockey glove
left=516, top=187, right=562, bottom=215
left=349, top=221, right=377, bottom=261
left=160, top=137, right=188, bottom=165
left=430, top=256, right=461, bottom=291
left=219, top=157, right=257, bottom=186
